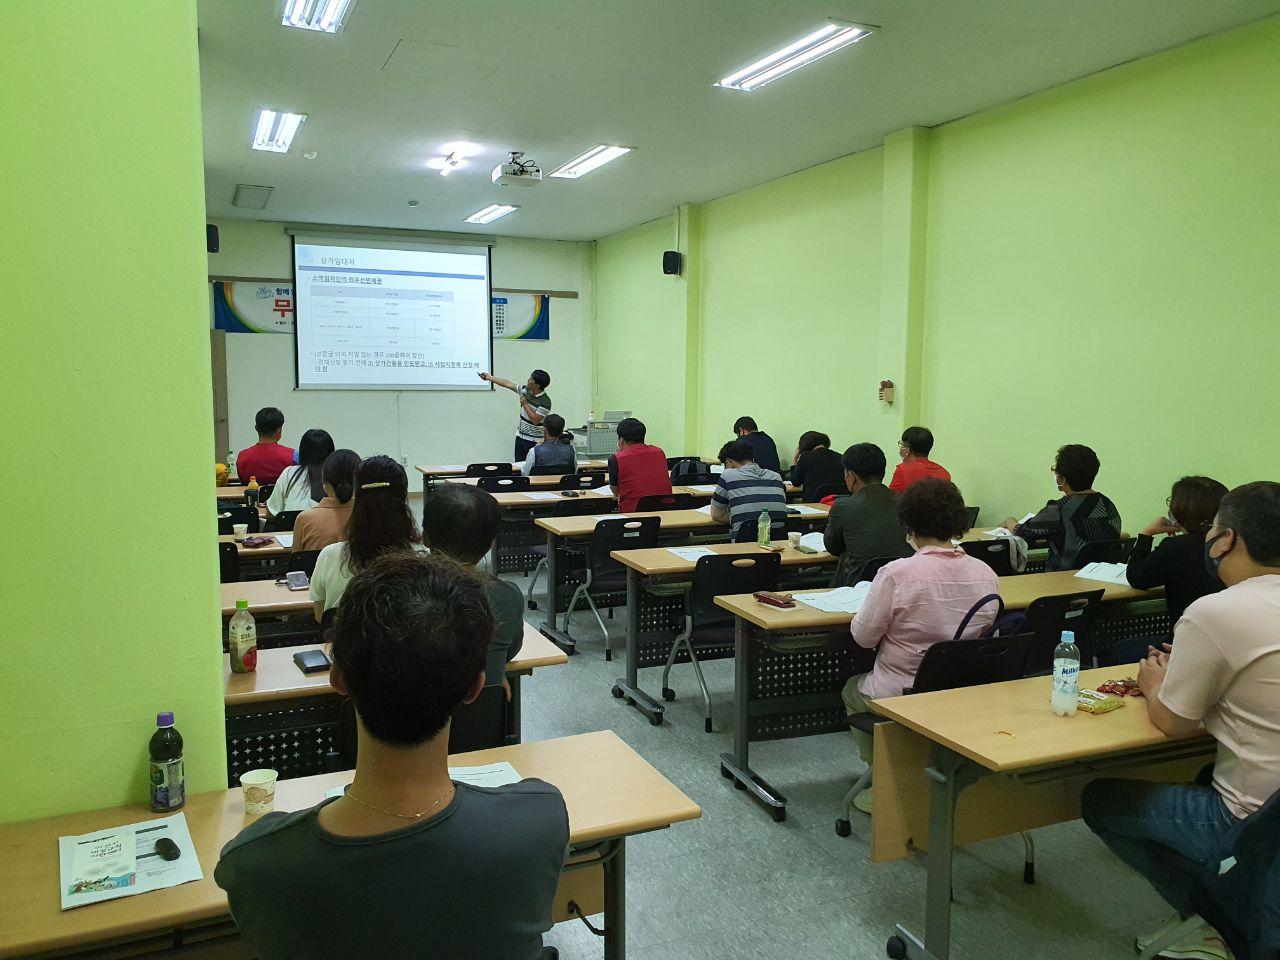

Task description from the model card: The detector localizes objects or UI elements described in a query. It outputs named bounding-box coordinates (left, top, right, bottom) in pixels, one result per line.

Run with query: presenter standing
left=478, top=368, right=552, bottom=461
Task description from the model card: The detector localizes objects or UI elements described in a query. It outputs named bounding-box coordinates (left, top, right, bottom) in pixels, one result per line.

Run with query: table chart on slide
left=307, top=286, right=456, bottom=349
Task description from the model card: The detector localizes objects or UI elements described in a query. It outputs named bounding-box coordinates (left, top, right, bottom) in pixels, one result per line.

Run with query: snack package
left=1077, top=689, right=1125, bottom=715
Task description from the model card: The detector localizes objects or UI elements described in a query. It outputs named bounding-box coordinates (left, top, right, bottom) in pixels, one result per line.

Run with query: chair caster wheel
left=704, top=718, right=713, bottom=733
left=611, top=685, right=624, bottom=699
left=661, top=687, right=675, bottom=702
left=648, top=714, right=662, bottom=726
left=733, top=778, right=745, bottom=791
left=835, top=818, right=851, bottom=837
left=886, top=935, right=907, bottom=959
left=771, top=807, right=786, bottom=823
left=719, top=764, right=732, bottom=780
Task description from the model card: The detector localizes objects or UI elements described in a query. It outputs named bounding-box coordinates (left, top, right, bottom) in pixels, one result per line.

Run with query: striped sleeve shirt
left=711, top=463, right=789, bottom=534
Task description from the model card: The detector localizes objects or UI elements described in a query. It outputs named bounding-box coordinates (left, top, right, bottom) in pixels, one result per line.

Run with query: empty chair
left=563, top=516, right=661, bottom=659
left=270, top=510, right=302, bottom=532
left=286, top=549, right=322, bottom=578
left=963, top=505, right=980, bottom=529
left=558, top=472, right=599, bottom=491
left=525, top=497, right=610, bottom=609
left=218, top=541, right=240, bottom=584
left=662, top=553, right=781, bottom=732
left=217, top=505, right=260, bottom=536
left=733, top=519, right=787, bottom=543
left=1074, top=538, right=1133, bottom=566
left=635, top=492, right=695, bottom=512
left=1023, top=589, right=1106, bottom=672
left=477, top=475, right=530, bottom=493
left=465, top=462, right=514, bottom=478
left=962, top=538, right=1019, bottom=577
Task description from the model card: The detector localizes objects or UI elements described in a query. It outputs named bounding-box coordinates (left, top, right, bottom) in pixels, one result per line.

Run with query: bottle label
left=150, top=758, right=185, bottom=810
left=229, top=621, right=258, bottom=673
left=1052, top=658, right=1079, bottom=692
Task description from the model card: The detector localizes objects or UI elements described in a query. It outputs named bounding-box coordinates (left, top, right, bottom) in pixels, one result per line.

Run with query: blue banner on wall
left=212, top=281, right=295, bottom=333
left=491, top=294, right=549, bottom=340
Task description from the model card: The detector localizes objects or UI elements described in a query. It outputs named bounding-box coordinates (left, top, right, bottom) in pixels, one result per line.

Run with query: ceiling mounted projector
left=492, top=151, right=543, bottom=187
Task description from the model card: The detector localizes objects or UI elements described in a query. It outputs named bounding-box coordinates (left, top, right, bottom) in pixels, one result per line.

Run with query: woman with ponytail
left=310, top=455, right=426, bottom=621
left=291, top=449, right=360, bottom=552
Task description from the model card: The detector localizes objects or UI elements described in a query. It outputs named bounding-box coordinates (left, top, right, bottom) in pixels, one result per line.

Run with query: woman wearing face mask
left=1002, top=443, right=1122, bottom=570
left=841, top=479, right=999, bottom=812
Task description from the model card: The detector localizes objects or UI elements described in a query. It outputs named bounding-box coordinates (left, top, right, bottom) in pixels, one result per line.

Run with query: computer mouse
left=154, top=837, right=181, bottom=861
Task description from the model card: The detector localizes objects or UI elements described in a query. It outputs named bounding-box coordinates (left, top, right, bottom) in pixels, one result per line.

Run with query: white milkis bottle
left=1051, top=630, right=1080, bottom=717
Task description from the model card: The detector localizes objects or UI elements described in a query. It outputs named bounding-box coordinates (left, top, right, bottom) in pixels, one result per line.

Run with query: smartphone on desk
left=293, top=649, right=331, bottom=674
left=284, top=570, right=309, bottom=591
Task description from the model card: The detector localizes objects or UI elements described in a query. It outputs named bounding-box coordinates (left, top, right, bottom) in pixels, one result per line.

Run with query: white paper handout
left=790, top=505, right=825, bottom=516
left=693, top=505, right=714, bottom=515
left=793, top=582, right=873, bottom=615
left=325, top=762, right=523, bottom=800
left=666, top=546, right=717, bottom=561
left=59, top=813, right=203, bottom=911
left=684, top=484, right=718, bottom=493
left=1075, top=561, right=1131, bottom=585
left=591, top=486, right=614, bottom=496
left=710, top=464, right=724, bottom=474
left=522, top=491, right=560, bottom=501
left=985, top=528, right=1014, bottom=539
left=273, top=533, right=294, bottom=548
left=795, top=532, right=826, bottom=553
left=439, top=465, right=465, bottom=472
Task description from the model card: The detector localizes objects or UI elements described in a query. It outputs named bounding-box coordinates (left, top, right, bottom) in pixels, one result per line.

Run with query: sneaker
left=852, top=789, right=873, bottom=814
left=1136, top=920, right=1232, bottom=960
left=1136, top=915, right=1183, bottom=953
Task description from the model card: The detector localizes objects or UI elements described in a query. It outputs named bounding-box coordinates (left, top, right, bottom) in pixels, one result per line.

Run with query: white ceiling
left=198, top=0, right=1280, bottom=241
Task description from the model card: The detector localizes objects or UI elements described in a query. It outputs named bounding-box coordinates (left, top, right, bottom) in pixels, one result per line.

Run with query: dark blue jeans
left=514, top=436, right=537, bottom=463
left=1081, top=778, right=1237, bottom=918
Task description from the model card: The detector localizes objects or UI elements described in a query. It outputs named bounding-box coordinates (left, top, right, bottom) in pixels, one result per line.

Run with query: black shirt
left=739, top=431, right=781, bottom=474
left=790, top=448, right=844, bottom=502
left=1125, top=532, right=1224, bottom=625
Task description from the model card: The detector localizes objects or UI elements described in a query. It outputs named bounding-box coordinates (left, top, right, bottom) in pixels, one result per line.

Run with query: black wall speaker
left=206, top=224, right=220, bottom=254
left=662, top=250, right=683, bottom=275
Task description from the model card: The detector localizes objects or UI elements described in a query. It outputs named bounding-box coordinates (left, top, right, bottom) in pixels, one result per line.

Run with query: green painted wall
left=0, top=1, right=223, bottom=823
left=921, top=17, right=1280, bottom=527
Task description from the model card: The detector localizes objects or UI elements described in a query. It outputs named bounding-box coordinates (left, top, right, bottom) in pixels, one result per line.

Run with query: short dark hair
left=347, top=455, right=419, bottom=570
left=530, top=369, right=550, bottom=389
left=720, top=440, right=754, bottom=464
left=1217, top=481, right=1280, bottom=566
left=322, top=448, right=361, bottom=505
left=898, top=478, right=969, bottom=541
left=332, top=552, right=490, bottom=746
left=733, top=416, right=758, bottom=433
left=1169, top=476, right=1228, bottom=535
left=617, top=417, right=646, bottom=443
left=422, top=484, right=500, bottom=565
left=901, top=426, right=934, bottom=457
left=1054, top=444, right=1100, bottom=490
left=841, top=443, right=887, bottom=482
left=797, top=431, right=831, bottom=454
left=254, top=407, right=284, bottom=436
left=543, top=413, right=565, bottom=438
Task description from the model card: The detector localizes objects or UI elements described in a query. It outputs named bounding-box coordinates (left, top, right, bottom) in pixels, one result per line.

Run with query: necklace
left=343, top=783, right=455, bottom=821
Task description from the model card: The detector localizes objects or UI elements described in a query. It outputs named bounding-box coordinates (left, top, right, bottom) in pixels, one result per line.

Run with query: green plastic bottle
left=757, top=510, right=771, bottom=547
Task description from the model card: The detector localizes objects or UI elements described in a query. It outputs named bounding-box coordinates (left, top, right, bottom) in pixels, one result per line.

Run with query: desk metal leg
left=603, top=838, right=626, bottom=960
left=505, top=673, right=522, bottom=745
left=612, top=569, right=664, bottom=724
left=718, top=617, right=788, bottom=822
left=539, top=532, right=577, bottom=654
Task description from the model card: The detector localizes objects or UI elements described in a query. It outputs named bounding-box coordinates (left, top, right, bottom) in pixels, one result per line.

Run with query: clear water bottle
left=228, top=599, right=258, bottom=673
left=149, top=712, right=185, bottom=812
left=226, top=448, right=237, bottom=482
left=757, top=510, right=771, bottom=547
left=1051, top=630, right=1080, bottom=717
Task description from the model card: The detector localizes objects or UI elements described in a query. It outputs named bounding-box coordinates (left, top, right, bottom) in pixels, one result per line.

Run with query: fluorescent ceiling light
left=715, top=19, right=875, bottom=92
left=548, top=145, right=632, bottom=180
left=251, top=109, right=307, bottom=153
left=281, top=0, right=357, bottom=33
left=465, top=203, right=519, bottom=225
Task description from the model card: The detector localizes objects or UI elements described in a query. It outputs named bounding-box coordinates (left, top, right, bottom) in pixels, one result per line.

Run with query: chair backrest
left=1074, top=538, right=1132, bottom=566
left=562, top=470, right=606, bottom=488
left=854, top=555, right=899, bottom=583
left=960, top=538, right=1018, bottom=577
left=587, top=516, right=661, bottom=577
left=218, top=542, right=240, bottom=583
left=909, top=632, right=1037, bottom=695
left=217, top=505, right=260, bottom=536
left=271, top=510, right=302, bottom=532
left=669, top=456, right=706, bottom=481
left=447, top=685, right=509, bottom=753
left=688, top=553, right=782, bottom=628
left=963, top=505, right=980, bottom=529
left=551, top=496, right=608, bottom=518
left=635, top=492, right=695, bottom=512
left=465, top=462, right=513, bottom=478
left=477, top=475, right=530, bottom=493
left=812, top=482, right=845, bottom=501
left=256, top=483, right=275, bottom=504
left=733, top=519, right=788, bottom=543
left=1023, top=588, right=1106, bottom=673
left=286, top=549, right=322, bottom=577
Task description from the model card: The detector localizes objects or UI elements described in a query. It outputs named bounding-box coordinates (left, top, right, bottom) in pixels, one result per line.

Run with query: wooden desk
left=217, top=534, right=290, bottom=560
left=215, top=485, right=247, bottom=501
left=220, top=579, right=310, bottom=618
left=486, top=482, right=800, bottom=509
left=0, top=731, right=700, bottom=960
left=867, top=666, right=1212, bottom=960
left=710, top=570, right=1163, bottom=821
left=418, top=459, right=608, bottom=479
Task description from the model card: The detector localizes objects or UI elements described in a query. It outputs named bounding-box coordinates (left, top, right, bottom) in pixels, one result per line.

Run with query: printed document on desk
left=523, top=491, right=559, bottom=501
left=793, top=582, right=872, bottom=614
left=789, top=505, right=825, bottom=516
left=684, top=484, right=718, bottom=493
left=667, top=546, right=716, bottom=561
left=274, top=533, right=294, bottom=548
left=1075, top=561, right=1131, bottom=585
left=693, top=505, right=714, bottom=515
left=59, top=813, right=202, bottom=910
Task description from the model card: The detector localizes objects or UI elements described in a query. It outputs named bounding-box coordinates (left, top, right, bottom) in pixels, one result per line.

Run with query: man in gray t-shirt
left=215, top=553, right=568, bottom=960
left=478, top=368, right=552, bottom=462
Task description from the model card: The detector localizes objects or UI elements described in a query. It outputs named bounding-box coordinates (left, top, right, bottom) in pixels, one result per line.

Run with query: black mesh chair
left=962, top=538, right=1019, bottom=577
left=963, top=505, right=980, bottom=529
left=477, top=475, right=530, bottom=493
left=1075, top=539, right=1133, bottom=566
left=286, top=549, right=322, bottom=578
left=218, top=542, right=240, bottom=584
left=668, top=457, right=706, bottom=482
left=662, top=553, right=781, bottom=732
left=1023, top=588, right=1106, bottom=672
left=217, top=505, right=260, bottom=536
left=564, top=517, right=661, bottom=659
left=525, top=497, right=610, bottom=610
left=812, top=482, right=846, bottom=501
left=465, top=462, right=514, bottom=478
left=560, top=471, right=605, bottom=489
left=733, top=518, right=788, bottom=543
left=270, top=510, right=302, bottom=532
left=635, top=492, right=695, bottom=512
left=529, top=457, right=576, bottom=476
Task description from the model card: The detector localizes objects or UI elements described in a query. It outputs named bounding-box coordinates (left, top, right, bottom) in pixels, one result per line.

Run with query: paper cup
left=232, top=523, right=249, bottom=542
left=787, top=531, right=802, bottom=549
left=240, top=768, right=278, bottom=815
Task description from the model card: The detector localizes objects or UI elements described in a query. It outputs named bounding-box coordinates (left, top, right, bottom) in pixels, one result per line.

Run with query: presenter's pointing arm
left=478, top=372, right=517, bottom=392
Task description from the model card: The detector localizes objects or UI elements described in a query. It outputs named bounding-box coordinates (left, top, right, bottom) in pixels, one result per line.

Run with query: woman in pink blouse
left=841, top=478, right=999, bottom=811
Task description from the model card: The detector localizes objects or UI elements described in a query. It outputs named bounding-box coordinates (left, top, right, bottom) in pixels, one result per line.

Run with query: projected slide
left=293, top=236, right=492, bottom=390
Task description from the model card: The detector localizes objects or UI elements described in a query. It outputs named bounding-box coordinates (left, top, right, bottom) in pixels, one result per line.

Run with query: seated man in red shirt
left=888, top=426, right=951, bottom=493
left=235, top=407, right=296, bottom=485
left=608, top=418, right=671, bottom=512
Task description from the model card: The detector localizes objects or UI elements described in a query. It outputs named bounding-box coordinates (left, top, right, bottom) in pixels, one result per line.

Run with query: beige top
left=1159, top=573, right=1280, bottom=818
left=291, top=497, right=353, bottom=552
